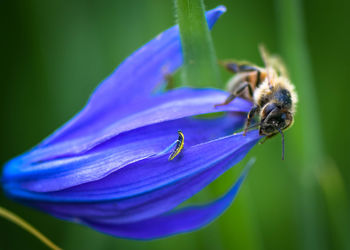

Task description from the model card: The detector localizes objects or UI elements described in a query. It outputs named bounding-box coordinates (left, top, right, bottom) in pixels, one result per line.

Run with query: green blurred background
left=1, top=0, right=349, bottom=249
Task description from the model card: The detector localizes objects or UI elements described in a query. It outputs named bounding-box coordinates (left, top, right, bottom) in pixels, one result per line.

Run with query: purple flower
left=1, top=6, right=260, bottom=239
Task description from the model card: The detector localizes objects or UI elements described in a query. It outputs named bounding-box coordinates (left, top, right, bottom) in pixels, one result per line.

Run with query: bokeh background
left=1, top=0, right=349, bottom=249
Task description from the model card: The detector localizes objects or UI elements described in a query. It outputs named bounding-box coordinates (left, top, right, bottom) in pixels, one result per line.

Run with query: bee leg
left=214, top=93, right=236, bottom=107
left=215, top=82, right=250, bottom=107
left=259, top=133, right=278, bottom=144
left=243, top=105, right=259, bottom=136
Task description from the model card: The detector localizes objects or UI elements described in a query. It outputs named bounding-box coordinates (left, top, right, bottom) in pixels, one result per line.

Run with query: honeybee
left=215, top=46, right=298, bottom=160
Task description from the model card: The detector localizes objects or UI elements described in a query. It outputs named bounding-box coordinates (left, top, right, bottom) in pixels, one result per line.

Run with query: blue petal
left=3, top=89, right=251, bottom=190
left=5, top=130, right=259, bottom=197
left=37, top=6, right=227, bottom=150
left=25, top=134, right=253, bottom=224
left=1, top=5, right=260, bottom=240
left=15, top=88, right=251, bottom=164
left=81, top=164, right=246, bottom=240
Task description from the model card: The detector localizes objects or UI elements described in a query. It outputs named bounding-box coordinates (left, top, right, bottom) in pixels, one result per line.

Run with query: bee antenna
left=277, top=127, right=285, bottom=160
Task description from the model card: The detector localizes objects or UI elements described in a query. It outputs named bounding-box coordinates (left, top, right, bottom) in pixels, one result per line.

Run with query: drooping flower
left=1, top=6, right=260, bottom=239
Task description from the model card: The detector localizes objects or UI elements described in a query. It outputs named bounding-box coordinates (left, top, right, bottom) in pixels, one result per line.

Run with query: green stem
left=175, top=0, right=221, bottom=87
left=275, top=1, right=326, bottom=250
left=0, top=206, right=61, bottom=250
left=317, top=159, right=350, bottom=250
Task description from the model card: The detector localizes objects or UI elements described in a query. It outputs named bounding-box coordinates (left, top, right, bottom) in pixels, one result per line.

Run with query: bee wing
left=259, top=44, right=289, bottom=78
left=218, top=59, right=261, bottom=74
left=267, top=55, right=289, bottom=78
left=258, top=44, right=270, bottom=68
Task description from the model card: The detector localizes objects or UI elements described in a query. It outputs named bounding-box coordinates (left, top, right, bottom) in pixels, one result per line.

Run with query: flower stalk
left=175, top=0, right=221, bottom=87
left=0, top=206, right=61, bottom=250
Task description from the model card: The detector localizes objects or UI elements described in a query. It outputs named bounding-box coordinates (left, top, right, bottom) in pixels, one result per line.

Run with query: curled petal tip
left=215, top=5, right=227, bottom=13
left=207, top=5, right=227, bottom=28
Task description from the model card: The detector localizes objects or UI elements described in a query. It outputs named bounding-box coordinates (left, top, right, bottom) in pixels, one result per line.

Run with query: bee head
left=259, top=103, right=293, bottom=136
left=259, top=103, right=293, bottom=160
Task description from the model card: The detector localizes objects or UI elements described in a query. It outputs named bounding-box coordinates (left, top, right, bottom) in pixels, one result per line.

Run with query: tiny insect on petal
left=168, top=130, right=185, bottom=161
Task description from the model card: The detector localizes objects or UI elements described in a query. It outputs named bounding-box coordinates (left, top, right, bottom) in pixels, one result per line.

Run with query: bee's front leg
left=259, top=133, right=278, bottom=144
left=243, top=105, right=259, bottom=136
